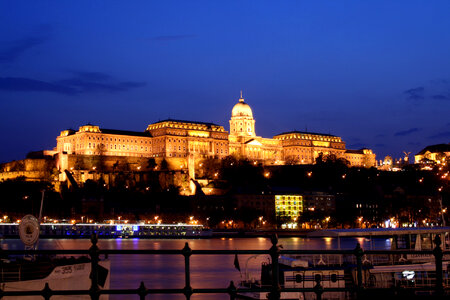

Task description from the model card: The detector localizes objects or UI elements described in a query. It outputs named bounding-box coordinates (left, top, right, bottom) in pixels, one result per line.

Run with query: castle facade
left=55, top=94, right=376, bottom=171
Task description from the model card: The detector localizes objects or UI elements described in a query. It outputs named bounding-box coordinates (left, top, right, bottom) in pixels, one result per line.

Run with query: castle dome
left=231, top=93, right=253, bottom=118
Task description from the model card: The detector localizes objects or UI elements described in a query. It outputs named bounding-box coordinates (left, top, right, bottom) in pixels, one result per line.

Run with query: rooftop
left=417, top=143, right=450, bottom=155
left=274, top=130, right=338, bottom=138
left=150, top=119, right=221, bottom=127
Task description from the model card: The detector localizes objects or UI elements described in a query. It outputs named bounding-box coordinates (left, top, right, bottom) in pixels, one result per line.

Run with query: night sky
left=1, top=1, right=450, bottom=164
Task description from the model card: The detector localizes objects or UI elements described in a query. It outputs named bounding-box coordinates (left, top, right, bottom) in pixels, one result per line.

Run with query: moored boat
left=1, top=256, right=110, bottom=300
left=238, top=228, right=450, bottom=299
left=1, top=214, right=110, bottom=299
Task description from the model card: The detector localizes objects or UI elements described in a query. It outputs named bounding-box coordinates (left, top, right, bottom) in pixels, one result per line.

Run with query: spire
left=239, top=90, right=244, bottom=103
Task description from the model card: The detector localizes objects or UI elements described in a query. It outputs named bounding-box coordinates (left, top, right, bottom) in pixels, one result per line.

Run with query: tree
left=146, top=158, right=157, bottom=171
left=159, top=159, right=169, bottom=171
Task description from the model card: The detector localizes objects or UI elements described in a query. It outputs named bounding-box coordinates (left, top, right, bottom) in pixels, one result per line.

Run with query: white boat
left=238, top=256, right=347, bottom=300
left=1, top=257, right=110, bottom=300
left=239, top=228, right=450, bottom=299
left=1, top=214, right=111, bottom=299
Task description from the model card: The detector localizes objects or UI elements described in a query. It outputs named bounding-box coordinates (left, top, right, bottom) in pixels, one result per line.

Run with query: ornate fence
left=0, top=234, right=448, bottom=299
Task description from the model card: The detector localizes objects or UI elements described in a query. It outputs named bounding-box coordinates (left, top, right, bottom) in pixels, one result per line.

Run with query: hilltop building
left=1, top=93, right=376, bottom=185
left=54, top=93, right=376, bottom=172
left=415, top=143, right=450, bottom=164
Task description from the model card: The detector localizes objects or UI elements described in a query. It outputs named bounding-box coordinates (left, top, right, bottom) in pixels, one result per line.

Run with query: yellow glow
left=275, top=195, right=303, bottom=220
left=188, top=130, right=209, bottom=138
left=312, top=141, right=330, bottom=147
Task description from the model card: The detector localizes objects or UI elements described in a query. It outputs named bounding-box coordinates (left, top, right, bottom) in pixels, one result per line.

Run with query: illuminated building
left=274, top=132, right=345, bottom=164
left=54, top=93, right=376, bottom=171
left=275, top=195, right=303, bottom=220
left=146, top=120, right=229, bottom=159
left=415, top=143, right=450, bottom=164
left=228, top=93, right=282, bottom=162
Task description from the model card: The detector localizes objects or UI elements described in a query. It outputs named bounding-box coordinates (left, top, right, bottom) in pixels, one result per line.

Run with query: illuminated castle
left=55, top=93, right=376, bottom=171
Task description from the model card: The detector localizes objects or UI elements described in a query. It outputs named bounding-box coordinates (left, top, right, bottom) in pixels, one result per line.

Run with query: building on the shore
left=54, top=93, right=376, bottom=172
left=302, top=192, right=336, bottom=215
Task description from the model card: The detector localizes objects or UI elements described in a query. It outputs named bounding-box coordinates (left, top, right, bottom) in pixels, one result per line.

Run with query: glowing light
left=402, top=271, right=415, bottom=280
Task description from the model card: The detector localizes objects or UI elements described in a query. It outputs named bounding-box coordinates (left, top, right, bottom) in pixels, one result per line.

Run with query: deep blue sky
left=1, top=1, right=450, bottom=164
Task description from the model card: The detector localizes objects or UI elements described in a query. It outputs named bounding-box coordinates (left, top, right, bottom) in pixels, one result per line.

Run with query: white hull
left=1, top=260, right=110, bottom=300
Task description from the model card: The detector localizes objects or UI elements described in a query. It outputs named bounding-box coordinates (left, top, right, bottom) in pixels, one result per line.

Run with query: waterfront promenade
left=2, top=231, right=449, bottom=299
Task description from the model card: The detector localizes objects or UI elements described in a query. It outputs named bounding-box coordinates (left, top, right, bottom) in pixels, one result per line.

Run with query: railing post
left=137, top=281, right=148, bottom=300
left=182, top=242, right=193, bottom=300
left=268, top=234, right=281, bottom=300
left=89, top=233, right=100, bottom=300
left=314, top=274, right=323, bottom=300
left=354, top=242, right=364, bottom=297
left=42, top=282, right=52, bottom=300
left=227, top=280, right=237, bottom=300
left=433, top=234, right=443, bottom=296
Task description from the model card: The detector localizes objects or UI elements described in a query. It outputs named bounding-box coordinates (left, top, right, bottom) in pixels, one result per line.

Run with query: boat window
left=314, top=274, right=322, bottom=282
left=331, top=273, right=338, bottom=283
left=421, top=234, right=432, bottom=250
left=295, top=274, right=303, bottom=283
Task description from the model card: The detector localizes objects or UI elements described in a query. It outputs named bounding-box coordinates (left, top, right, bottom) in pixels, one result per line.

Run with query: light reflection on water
left=2, top=237, right=391, bottom=300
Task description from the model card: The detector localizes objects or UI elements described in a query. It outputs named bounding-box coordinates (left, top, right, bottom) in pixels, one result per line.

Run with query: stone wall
left=0, top=158, right=55, bottom=181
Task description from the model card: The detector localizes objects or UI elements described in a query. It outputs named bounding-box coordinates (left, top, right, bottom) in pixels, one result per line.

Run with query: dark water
left=2, top=237, right=391, bottom=299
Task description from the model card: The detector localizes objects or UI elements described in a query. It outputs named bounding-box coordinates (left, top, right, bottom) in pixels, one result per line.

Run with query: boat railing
left=0, top=234, right=449, bottom=300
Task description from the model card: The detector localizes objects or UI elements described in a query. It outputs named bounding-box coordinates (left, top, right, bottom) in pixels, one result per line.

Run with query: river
left=2, top=237, right=392, bottom=299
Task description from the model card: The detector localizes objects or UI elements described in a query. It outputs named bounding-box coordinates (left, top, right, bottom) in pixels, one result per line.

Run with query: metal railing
left=0, top=234, right=448, bottom=299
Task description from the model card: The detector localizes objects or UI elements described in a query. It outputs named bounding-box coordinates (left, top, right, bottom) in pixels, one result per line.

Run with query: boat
left=0, top=222, right=211, bottom=238
left=238, top=227, right=450, bottom=299
left=0, top=214, right=111, bottom=299
left=0, top=256, right=110, bottom=300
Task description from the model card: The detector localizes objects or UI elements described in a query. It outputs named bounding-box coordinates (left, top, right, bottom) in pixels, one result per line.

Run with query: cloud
left=403, top=87, right=424, bottom=101
left=0, top=37, right=47, bottom=63
left=0, top=72, right=146, bottom=95
left=151, top=34, right=197, bottom=41
left=403, top=80, right=450, bottom=103
left=56, top=78, right=145, bottom=93
left=428, top=131, right=450, bottom=139
left=431, top=94, right=449, bottom=100
left=0, top=77, right=77, bottom=94
left=394, top=128, right=421, bottom=136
